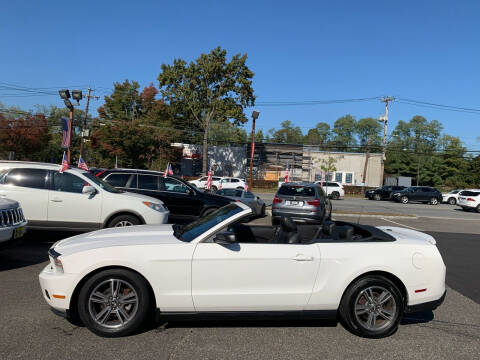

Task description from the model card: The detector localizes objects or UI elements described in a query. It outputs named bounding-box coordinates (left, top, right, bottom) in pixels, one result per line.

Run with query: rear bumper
left=272, top=211, right=324, bottom=224
left=405, top=289, right=446, bottom=313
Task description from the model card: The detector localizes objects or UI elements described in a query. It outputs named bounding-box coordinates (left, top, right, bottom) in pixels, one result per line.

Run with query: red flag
left=77, top=155, right=89, bottom=171
left=243, top=182, right=248, bottom=191
left=59, top=151, right=69, bottom=173
left=206, top=165, right=213, bottom=190
left=284, top=164, right=290, bottom=183
left=164, top=163, right=173, bottom=178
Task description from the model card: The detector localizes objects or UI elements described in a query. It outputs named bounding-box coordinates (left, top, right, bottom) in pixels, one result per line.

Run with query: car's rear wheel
left=339, top=275, right=403, bottom=338
left=211, top=185, right=218, bottom=192
left=448, top=197, right=456, bottom=205
left=373, top=194, right=382, bottom=201
left=77, top=269, right=151, bottom=337
left=260, top=204, right=266, bottom=217
left=400, top=196, right=409, bottom=204
left=108, top=214, right=141, bottom=228
left=476, top=205, right=480, bottom=213
left=331, top=191, right=340, bottom=200
left=429, top=197, right=439, bottom=205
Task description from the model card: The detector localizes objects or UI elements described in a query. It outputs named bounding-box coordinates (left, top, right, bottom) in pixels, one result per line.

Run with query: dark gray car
left=272, top=183, right=332, bottom=225
left=216, top=189, right=266, bottom=216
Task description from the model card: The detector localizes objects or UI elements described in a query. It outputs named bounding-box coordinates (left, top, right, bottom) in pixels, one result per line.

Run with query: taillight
left=467, top=198, right=475, bottom=201
left=307, top=199, right=321, bottom=207
left=273, top=197, right=282, bottom=204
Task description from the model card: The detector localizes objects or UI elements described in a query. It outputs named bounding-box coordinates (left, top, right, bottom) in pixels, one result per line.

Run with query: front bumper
left=141, top=209, right=170, bottom=225
left=38, top=264, right=77, bottom=313
left=0, top=220, right=27, bottom=244
left=405, top=289, right=446, bottom=313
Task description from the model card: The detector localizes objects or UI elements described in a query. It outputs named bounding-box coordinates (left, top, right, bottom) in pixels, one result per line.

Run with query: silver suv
left=0, top=198, right=27, bottom=246
left=272, top=183, right=332, bottom=225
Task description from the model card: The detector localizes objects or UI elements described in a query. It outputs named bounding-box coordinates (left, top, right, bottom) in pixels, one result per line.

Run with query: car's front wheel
left=108, top=214, right=141, bottom=228
left=373, top=193, right=382, bottom=201
left=400, top=196, right=409, bottom=204
left=448, top=197, right=456, bottom=205
left=77, top=269, right=151, bottom=337
left=331, top=191, right=340, bottom=200
left=339, top=275, right=403, bottom=338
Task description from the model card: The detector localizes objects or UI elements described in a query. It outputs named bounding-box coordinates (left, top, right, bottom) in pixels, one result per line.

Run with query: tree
left=268, top=120, right=303, bottom=144
left=98, top=80, right=142, bottom=122
left=332, top=115, right=357, bottom=150
left=304, top=122, right=330, bottom=147
left=355, top=117, right=382, bottom=152
left=209, top=119, right=247, bottom=145
left=157, top=46, right=255, bottom=173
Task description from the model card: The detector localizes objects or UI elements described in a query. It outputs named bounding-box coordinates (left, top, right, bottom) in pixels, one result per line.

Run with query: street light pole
left=379, top=96, right=395, bottom=185
left=249, top=110, right=260, bottom=190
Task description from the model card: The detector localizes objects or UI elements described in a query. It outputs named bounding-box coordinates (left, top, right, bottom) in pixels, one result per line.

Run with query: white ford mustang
left=39, top=202, right=446, bottom=338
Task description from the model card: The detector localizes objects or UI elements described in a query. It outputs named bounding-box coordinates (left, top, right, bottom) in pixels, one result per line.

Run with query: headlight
left=48, top=248, right=63, bottom=272
left=143, top=201, right=165, bottom=212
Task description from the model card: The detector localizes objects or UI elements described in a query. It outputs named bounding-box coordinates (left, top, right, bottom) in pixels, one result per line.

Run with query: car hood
left=0, top=198, right=19, bottom=209
left=53, top=224, right=181, bottom=256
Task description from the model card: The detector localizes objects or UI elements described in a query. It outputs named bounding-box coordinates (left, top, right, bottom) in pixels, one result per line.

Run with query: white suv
left=219, top=177, right=247, bottom=190
left=315, top=181, right=345, bottom=200
left=457, top=189, right=480, bottom=213
left=0, top=198, right=27, bottom=245
left=0, top=162, right=169, bottom=231
left=189, top=176, right=222, bottom=191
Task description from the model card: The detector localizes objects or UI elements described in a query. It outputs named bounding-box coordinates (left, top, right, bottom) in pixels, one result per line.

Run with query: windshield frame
left=175, top=203, right=250, bottom=243
left=79, top=171, right=122, bottom=193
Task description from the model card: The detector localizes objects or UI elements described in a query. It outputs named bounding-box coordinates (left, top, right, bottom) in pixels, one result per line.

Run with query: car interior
left=225, top=217, right=395, bottom=244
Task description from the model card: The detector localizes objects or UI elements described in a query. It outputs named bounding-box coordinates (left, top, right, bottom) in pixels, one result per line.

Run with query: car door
left=0, top=168, right=49, bottom=225
left=419, top=187, right=432, bottom=202
left=47, top=171, right=103, bottom=230
left=192, top=240, right=320, bottom=311
left=161, top=177, right=203, bottom=221
left=102, top=173, right=136, bottom=191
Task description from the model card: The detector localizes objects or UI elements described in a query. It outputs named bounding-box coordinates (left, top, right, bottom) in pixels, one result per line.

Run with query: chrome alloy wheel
left=88, top=279, right=139, bottom=329
left=115, top=220, right=134, bottom=227
left=354, top=286, right=397, bottom=331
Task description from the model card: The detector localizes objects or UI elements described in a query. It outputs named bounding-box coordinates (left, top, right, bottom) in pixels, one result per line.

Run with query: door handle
left=291, top=254, right=314, bottom=261
left=50, top=198, right=63, bottom=203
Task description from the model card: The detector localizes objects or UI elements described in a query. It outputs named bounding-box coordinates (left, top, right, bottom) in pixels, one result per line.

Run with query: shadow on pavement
left=401, top=310, right=434, bottom=325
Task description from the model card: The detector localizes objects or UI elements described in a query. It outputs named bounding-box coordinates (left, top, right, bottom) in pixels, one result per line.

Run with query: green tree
left=304, top=122, right=330, bottom=147
left=98, top=80, right=142, bottom=122
left=355, top=117, right=382, bottom=152
left=332, top=115, right=357, bottom=150
left=157, top=46, right=255, bottom=173
left=269, top=120, right=303, bottom=144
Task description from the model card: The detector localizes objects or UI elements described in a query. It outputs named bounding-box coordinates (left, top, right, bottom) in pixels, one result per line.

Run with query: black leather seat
left=274, top=217, right=302, bottom=244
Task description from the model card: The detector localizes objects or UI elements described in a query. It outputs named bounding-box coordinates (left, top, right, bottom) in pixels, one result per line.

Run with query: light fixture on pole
left=71, top=90, right=83, bottom=105
left=249, top=110, right=260, bottom=190
left=58, top=89, right=83, bottom=163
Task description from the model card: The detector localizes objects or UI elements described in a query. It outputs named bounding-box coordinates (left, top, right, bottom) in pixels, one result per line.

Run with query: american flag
left=59, top=151, right=69, bottom=173
left=78, top=155, right=89, bottom=171
left=206, top=164, right=213, bottom=191
left=61, top=117, right=72, bottom=148
left=243, top=182, right=248, bottom=191
left=164, top=163, right=173, bottom=178
left=284, top=164, right=290, bottom=183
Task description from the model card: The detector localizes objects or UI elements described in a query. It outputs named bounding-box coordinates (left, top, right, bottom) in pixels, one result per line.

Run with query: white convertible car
left=39, top=203, right=446, bottom=338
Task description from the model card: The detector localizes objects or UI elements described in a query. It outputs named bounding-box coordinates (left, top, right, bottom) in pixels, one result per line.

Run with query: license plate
left=286, top=200, right=303, bottom=206
left=13, top=226, right=25, bottom=239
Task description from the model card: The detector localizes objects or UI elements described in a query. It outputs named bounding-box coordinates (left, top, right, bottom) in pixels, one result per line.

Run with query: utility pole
left=79, top=87, right=99, bottom=157
left=249, top=110, right=260, bottom=190
left=378, top=96, right=395, bottom=185
left=362, top=136, right=372, bottom=193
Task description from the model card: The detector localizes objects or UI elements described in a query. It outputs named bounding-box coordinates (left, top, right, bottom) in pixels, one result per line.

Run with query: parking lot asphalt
left=257, top=194, right=480, bottom=220
left=1, top=214, right=479, bottom=360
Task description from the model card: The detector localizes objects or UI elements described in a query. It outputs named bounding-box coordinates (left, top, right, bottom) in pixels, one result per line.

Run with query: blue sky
left=1, top=0, right=479, bottom=149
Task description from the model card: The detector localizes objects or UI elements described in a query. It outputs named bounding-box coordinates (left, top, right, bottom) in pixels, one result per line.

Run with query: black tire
left=108, top=214, right=141, bottom=228
left=331, top=191, right=340, bottom=200
left=448, top=197, right=456, bottom=205
left=339, top=275, right=404, bottom=339
left=236, top=186, right=244, bottom=190
left=476, top=205, right=480, bottom=213
left=201, top=207, right=218, bottom=217
left=211, top=185, right=218, bottom=192
left=429, top=197, right=439, bottom=205
left=260, top=204, right=266, bottom=217
left=373, top=193, right=382, bottom=201
left=400, top=196, right=409, bottom=204
left=77, top=269, right=151, bottom=337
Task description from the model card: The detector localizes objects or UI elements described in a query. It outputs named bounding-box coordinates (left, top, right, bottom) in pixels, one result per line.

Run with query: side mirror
left=82, top=185, right=96, bottom=194
left=213, top=232, right=236, bottom=245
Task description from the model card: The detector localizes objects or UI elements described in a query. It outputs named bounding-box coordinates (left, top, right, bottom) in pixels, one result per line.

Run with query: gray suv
left=272, top=183, right=332, bottom=225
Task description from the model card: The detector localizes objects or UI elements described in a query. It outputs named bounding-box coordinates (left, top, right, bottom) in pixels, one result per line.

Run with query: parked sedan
left=99, top=169, right=231, bottom=223
left=40, top=202, right=446, bottom=339
left=216, top=189, right=266, bottom=216
left=366, top=185, right=406, bottom=201
left=392, top=186, right=442, bottom=205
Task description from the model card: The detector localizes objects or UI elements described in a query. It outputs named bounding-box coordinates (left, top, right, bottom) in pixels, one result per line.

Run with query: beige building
left=302, top=149, right=383, bottom=187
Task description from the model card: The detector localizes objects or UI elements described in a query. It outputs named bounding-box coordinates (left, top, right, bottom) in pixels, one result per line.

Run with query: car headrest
left=322, top=221, right=335, bottom=235
left=280, top=216, right=297, bottom=232
left=336, top=226, right=354, bottom=241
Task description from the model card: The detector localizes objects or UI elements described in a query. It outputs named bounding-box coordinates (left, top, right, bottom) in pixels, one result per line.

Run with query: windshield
left=175, top=204, right=244, bottom=242
left=82, top=172, right=122, bottom=193
left=278, top=185, right=315, bottom=197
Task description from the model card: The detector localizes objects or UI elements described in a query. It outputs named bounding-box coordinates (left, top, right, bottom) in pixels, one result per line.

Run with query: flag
left=218, top=180, right=222, bottom=190
left=244, top=182, right=248, bottom=191
left=61, top=117, right=72, bottom=148
left=164, top=163, right=173, bottom=178
left=59, top=151, right=69, bottom=173
left=206, top=164, right=213, bottom=191
left=78, top=155, right=89, bottom=171
left=284, top=164, right=290, bottom=183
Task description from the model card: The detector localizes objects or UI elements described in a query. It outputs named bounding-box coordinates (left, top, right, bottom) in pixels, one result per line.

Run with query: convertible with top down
left=39, top=202, right=446, bottom=338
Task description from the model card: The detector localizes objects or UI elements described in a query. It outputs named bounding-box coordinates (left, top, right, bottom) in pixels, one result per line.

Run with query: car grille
left=0, top=207, right=25, bottom=227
